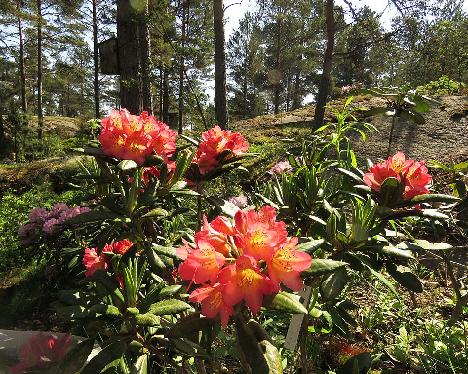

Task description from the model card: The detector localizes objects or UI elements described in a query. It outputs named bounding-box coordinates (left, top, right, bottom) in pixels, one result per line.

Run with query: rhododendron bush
left=32, top=104, right=460, bottom=374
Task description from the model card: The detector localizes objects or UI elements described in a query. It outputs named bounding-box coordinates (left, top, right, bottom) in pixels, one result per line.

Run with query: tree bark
left=314, top=0, right=335, bottom=130
left=273, top=16, right=282, bottom=115
left=162, top=69, right=169, bottom=124
left=139, top=1, right=152, bottom=113
left=92, top=0, right=100, bottom=118
left=36, top=0, right=44, bottom=140
left=214, top=0, right=228, bottom=129
left=17, top=1, right=27, bottom=113
left=178, top=0, right=188, bottom=133
left=292, top=70, right=301, bottom=109
left=117, top=0, right=141, bottom=114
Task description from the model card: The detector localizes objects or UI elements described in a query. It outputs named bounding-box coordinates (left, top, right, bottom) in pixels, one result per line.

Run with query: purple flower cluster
left=18, top=203, right=90, bottom=245
left=228, top=194, right=248, bottom=209
left=269, top=160, right=293, bottom=175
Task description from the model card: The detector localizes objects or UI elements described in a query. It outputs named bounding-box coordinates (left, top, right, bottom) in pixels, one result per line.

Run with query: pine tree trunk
left=36, top=0, right=44, bottom=140
left=117, top=0, right=140, bottom=114
left=292, top=70, right=301, bottom=109
left=178, top=0, right=187, bottom=133
left=159, top=68, right=163, bottom=116
left=214, top=0, right=228, bottom=129
left=0, top=106, right=4, bottom=142
left=139, top=1, right=152, bottom=113
left=273, top=17, right=282, bottom=115
left=313, top=0, right=335, bottom=130
left=92, top=0, right=100, bottom=118
left=162, top=69, right=169, bottom=124
left=18, top=1, right=27, bottom=113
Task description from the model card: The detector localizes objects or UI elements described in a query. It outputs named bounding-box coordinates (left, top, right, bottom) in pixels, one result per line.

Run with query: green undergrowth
left=0, top=186, right=86, bottom=279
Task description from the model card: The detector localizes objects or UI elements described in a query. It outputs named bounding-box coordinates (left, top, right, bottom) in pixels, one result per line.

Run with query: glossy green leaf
left=81, top=340, right=127, bottom=374
left=410, top=193, right=460, bottom=204
left=320, top=267, right=348, bottom=300
left=296, top=239, right=326, bottom=253
left=387, top=265, right=423, bottom=293
left=303, top=259, right=347, bottom=276
left=263, top=291, right=307, bottom=314
left=235, top=317, right=283, bottom=374
left=148, top=299, right=192, bottom=315
left=142, top=208, right=169, bottom=218
left=117, top=160, right=138, bottom=170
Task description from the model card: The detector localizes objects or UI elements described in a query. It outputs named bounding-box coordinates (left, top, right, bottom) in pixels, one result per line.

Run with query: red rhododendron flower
left=194, top=216, right=234, bottom=257
left=178, top=206, right=312, bottom=326
left=10, top=333, right=73, bottom=374
left=194, top=125, right=249, bottom=174
left=178, top=241, right=226, bottom=284
left=219, top=255, right=276, bottom=314
left=99, top=109, right=177, bottom=166
left=267, top=238, right=312, bottom=291
left=402, top=161, right=432, bottom=199
left=233, top=206, right=288, bottom=261
left=83, top=247, right=107, bottom=277
left=83, top=239, right=134, bottom=277
left=189, top=283, right=233, bottom=327
left=111, top=239, right=134, bottom=255
left=364, top=152, right=432, bottom=200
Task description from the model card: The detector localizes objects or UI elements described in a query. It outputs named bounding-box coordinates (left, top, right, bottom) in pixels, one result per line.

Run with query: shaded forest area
left=0, top=0, right=467, bottom=140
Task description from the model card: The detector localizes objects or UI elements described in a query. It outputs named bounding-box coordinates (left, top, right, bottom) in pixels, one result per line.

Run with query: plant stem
left=387, top=116, right=397, bottom=157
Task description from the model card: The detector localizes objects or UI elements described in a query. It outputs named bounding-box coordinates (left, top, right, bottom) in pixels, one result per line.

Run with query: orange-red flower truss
left=194, top=125, right=249, bottom=174
left=176, top=206, right=312, bottom=326
left=83, top=239, right=134, bottom=277
left=189, top=283, right=233, bottom=327
left=233, top=205, right=288, bottom=260
left=364, top=152, right=432, bottom=201
left=99, top=109, right=177, bottom=166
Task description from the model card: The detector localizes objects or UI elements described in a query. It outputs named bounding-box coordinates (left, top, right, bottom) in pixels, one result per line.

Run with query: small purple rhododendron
left=228, top=195, right=248, bottom=208
left=19, top=203, right=90, bottom=245
left=269, top=160, right=293, bottom=175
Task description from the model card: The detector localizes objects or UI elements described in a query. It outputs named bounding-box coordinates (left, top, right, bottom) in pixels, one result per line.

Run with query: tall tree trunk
left=117, top=0, right=141, bottom=114
left=242, top=65, right=248, bottom=118
left=0, top=106, right=4, bottom=143
left=213, top=0, right=228, bottom=129
left=92, top=0, right=100, bottom=118
left=162, top=69, right=169, bottom=124
left=139, top=1, right=152, bottom=113
left=159, top=68, right=163, bottom=116
left=18, top=1, right=27, bottom=113
left=273, top=17, right=282, bottom=115
left=292, top=70, right=301, bottom=109
left=36, top=0, right=44, bottom=140
left=178, top=0, right=188, bottom=133
left=314, top=0, right=335, bottom=130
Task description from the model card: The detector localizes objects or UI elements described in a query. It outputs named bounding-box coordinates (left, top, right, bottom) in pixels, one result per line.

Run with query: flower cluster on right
left=363, top=152, right=432, bottom=200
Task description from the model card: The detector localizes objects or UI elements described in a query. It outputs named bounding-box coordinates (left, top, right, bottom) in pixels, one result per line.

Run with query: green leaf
left=453, top=160, right=468, bottom=172
left=151, top=244, right=179, bottom=259
left=303, top=259, right=347, bottom=276
left=81, top=341, right=127, bottom=374
left=408, top=240, right=453, bottom=251
left=263, top=292, right=307, bottom=314
left=421, top=209, right=449, bottom=220
left=379, top=177, right=400, bottom=206
left=132, top=354, right=148, bottom=374
left=320, top=267, right=348, bottom=300
left=387, top=265, right=423, bottom=293
left=336, top=168, right=363, bottom=184
left=296, top=239, right=325, bottom=254
left=141, top=208, right=169, bottom=218
left=235, top=317, right=283, bottom=374
left=135, top=313, right=161, bottom=326
left=117, top=160, right=138, bottom=170
left=148, top=299, right=192, bottom=316
left=378, top=245, right=414, bottom=259
left=165, top=314, right=214, bottom=339
left=65, top=208, right=121, bottom=225
left=158, top=285, right=182, bottom=299
left=180, top=134, right=199, bottom=146
left=409, top=193, right=460, bottom=204
left=338, top=352, right=372, bottom=374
